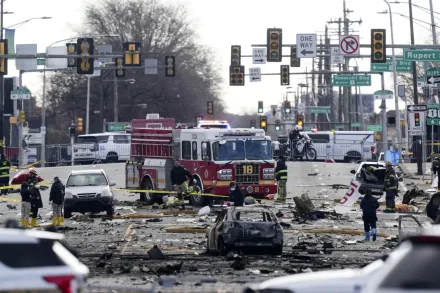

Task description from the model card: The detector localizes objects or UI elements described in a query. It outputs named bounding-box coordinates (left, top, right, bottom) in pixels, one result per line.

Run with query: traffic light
left=76, top=117, right=83, bottom=133
left=371, top=29, right=386, bottom=63
left=0, top=39, right=8, bottom=75
left=258, top=101, right=264, bottom=113
left=280, top=65, right=290, bottom=85
left=76, top=38, right=94, bottom=75
left=267, top=28, right=282, bottom=62
left=231, top=45, right=241, bottom=66
left=290, top=46, right=300, bottom=67
left=229, top=66, right=244, bottom=86
left=18, top=110, right=25, bottom=124
left=285, top=101, right=291, bottom=114
left=275, top=120, right=281, bottom=131
left=250, top=120, right=256, bottom=129
left=165, top=56, right=176, bottom=77
left=260, top=116, right=267, bottom=131
left=123, top=42, right=141, bottom=66
left=414, top=113, right=420, bottom=126
left=69, top=127, right=76, bottom=137
left=296, top=115, right=304, bottom=127
left=66, top=43, right=77, bottom=68
left=207, top=101, right=214, bottom=115
left=115, top=57, right=125, bottom=78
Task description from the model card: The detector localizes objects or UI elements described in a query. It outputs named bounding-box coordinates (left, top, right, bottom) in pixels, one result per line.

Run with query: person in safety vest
left=275, top=156, right=288, bottom=202
left=0, top=154, right=10, bottom=195
left=171, top=159, right=195, bottom=208
left=384, top=161, right=398, bottom=213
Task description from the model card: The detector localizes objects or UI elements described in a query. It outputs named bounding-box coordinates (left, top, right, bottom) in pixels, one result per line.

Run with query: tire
left=305, top=148, right=317, bottom=161
left=106, top=152, right=118, bottom=163
left=140, top=179, right=156, bottom=205
left=106, top=206, right=114, bottom=217
left=345, top=151, right=361, bottom=163
left=64, top=209, right=72, bottom=219
left=190, top=178, right=210, bottom=207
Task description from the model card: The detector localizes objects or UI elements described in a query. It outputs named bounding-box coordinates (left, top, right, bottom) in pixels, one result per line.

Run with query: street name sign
left=370, top=59, right=412, bottom=72
left=374, top=90, right=393, bottom=100
left=309, top=107, right=330, bottom=114
left=339, top=35, right=360, bottom=55
left=367, top=125, right=382, bottom=132
left=296, top=34, right=317, bottom=58
left=351, top=122, right=363, bottom=127
left=252, top=48, right=267, bottom=64
left=333, top=75, right=371, bottom=86
left=404, top=49, right=440, bottom=62
left=37, top=58, right=46, bottom=66
left=249, top=67, right=261, bottom=82
left=428, top=118, right=440, bottom=125
left=331, top=47, right=343, bottom=64
left=11, top=87, right=31, bottom=100
left=407, top=104, right=427, bottom=136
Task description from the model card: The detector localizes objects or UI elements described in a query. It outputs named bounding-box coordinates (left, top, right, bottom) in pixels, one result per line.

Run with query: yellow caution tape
left=0, top=196, right=21, bottom=203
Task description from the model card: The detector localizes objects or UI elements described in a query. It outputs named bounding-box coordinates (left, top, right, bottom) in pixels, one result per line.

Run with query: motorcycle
left=292, top=138, right=317, bottom=161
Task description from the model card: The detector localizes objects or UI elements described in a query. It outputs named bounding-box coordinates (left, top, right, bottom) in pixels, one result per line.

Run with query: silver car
left=64, top=169, right=116, bottom=218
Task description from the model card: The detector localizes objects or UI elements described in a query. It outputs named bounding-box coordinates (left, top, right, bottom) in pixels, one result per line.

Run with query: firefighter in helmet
left=384, top=161, right=398, bottom=213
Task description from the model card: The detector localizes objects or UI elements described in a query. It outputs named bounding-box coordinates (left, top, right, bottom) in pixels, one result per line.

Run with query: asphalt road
left=0, top=161, right=432, bottom=293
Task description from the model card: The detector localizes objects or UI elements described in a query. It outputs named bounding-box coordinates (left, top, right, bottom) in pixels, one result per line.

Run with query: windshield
left=212, top=139, right=272, bottom=161
left=77, top=136, right=109, bottom=144
left=67, top=173, right=108, bottom=187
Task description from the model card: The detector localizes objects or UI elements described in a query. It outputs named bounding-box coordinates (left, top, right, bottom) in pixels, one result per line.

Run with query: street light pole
left=0, top=0, right=4, bottom=154
left=86, top=75, right=91, bottom=134
left=384, top=0, right=403, bottom=150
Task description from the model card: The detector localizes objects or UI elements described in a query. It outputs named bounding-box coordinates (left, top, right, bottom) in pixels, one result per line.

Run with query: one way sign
left=249, top=67, right=261, bottom=82
left=296, top=34, right=317, bottom=58
left=427, top=76, right=440, bottom=84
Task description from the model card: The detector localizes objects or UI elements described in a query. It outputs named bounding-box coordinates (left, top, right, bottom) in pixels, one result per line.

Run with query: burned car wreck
left=350, top=162, right=403, bottom=196
left=206, top=207, right=284, bottom=255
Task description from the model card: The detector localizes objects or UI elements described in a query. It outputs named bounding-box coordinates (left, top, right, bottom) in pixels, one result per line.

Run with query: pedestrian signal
left=76, top=38, right=94, bottom=74
left=123, top=42, right=141, bottom=66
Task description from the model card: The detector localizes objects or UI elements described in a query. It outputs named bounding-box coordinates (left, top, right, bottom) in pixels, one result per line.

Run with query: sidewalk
left=398, top=162, right=435, bottom=191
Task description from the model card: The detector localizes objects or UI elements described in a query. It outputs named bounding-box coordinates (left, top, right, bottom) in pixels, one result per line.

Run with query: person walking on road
left=27, top=169, right=43, bottom=227
left=49, top=176, right=65, bottom=226
left=171, top=159, right=195, bottom=208
left=360, top=189, right=380, bottom=241
left=20, top=182, right=32, bottom=227
left=0, top=154, right=10, bottom=195
left=275, top=156, right=288, bottom=203
left=228, top=181, right=244, bottom=206
left=384, top=161, right=398, bottom=213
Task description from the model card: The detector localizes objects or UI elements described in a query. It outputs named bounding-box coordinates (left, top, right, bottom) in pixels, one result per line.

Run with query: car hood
left=66, top=185, right=111, bottom=195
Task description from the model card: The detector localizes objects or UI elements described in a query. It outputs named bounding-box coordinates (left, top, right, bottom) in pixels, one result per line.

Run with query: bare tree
left=45, top=0, right=223, bottom=141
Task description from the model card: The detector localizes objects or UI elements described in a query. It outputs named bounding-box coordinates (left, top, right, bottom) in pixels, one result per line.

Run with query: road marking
left=120, top=224, right=133, bottom=254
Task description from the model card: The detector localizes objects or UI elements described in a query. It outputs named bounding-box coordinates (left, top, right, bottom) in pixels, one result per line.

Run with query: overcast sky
left=4, top=0, right=438, bottom=114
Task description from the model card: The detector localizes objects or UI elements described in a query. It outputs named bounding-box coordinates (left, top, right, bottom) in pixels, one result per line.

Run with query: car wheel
left=106, top=152, right=118, bottom=163
left=64, top=208, right=72, bottom=219
left=107, top=206, right=114, bottom=217
left=190, top=178, right=210, bottom=207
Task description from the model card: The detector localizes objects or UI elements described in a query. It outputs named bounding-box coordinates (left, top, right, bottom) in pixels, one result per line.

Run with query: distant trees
left=45, top=0, right=223, bottom=143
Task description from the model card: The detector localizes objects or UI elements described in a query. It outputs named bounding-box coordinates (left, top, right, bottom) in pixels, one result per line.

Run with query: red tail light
left=43, top=275, right=75, bottom=293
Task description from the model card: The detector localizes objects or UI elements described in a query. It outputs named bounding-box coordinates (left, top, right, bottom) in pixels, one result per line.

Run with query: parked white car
left=0, top=224, right=89, bottom=292
left=243, top=257, right=386, bottom=293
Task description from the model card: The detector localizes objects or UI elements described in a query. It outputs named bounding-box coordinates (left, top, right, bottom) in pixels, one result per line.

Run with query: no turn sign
left=339, top=35, right=360, bottom=55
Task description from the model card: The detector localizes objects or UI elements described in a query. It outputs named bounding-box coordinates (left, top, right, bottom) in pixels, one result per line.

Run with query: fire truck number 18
left=244, top=165, right=253, bottom=174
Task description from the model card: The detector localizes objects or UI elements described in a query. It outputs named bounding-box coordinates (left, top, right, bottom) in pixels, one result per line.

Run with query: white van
left=304, top=131, right=375, bottom=162
left=73, top=132, right=131, bottom=164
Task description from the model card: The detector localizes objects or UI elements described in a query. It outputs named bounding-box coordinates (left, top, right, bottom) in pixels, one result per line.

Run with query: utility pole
left=0, top=0, right=4, bottom=155
left=324, top=25, right=333, bottom=128
left=317, top=35, right=323, bottom=129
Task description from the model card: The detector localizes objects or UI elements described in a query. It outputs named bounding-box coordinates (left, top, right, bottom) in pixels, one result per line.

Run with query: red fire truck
left=125, top=117, right=277, bottom=206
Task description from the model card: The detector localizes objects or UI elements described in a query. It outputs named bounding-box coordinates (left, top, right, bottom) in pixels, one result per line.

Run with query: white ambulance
left=304, top=131, right=376, bottom=162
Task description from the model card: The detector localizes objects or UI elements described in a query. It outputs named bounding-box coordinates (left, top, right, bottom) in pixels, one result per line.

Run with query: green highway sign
left=107, top=122, right=130, bottom=132
left=370, top=59, right=413, bottom=72
left=428, top=104, right=439, bottom=109
left=426, top=67, right=440, bottom=77
left=367, top=124, right=382, bottom=132
left=404, top=49, right=440, bottom=61
left=309, top=107, right=330, bottom=114
left=374, top=90, right=393, bottom=100
left=428, top=118, right=440, bottom=125
left=333, top=75, right=371, bottom=86
left=37, top=59, right=46, bottom=66
left=10, top=87, right=31, bottom=100
left=351, top=122, right=363, bottom=127
left=336, top=124, right=344, bottom=129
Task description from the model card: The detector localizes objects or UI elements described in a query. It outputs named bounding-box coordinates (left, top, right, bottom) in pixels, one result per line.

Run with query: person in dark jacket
left=171, top=160, right=195, bottom=206
left=360, top=189, right=380, bottom=241
left=275, top=156, right=288, bottom=202
left=0, top=154, right=10, bottom=195
left=26, top=169, right=43, bottom=227
left=433, top=157, right=440, bottom=190
left=49, top=176, right=65, bottom=226
left=384, top=161, right=398, bottom=213
left=229, top=181, right=244, bottom=206
left=20, top=182, right=32, bottom=227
